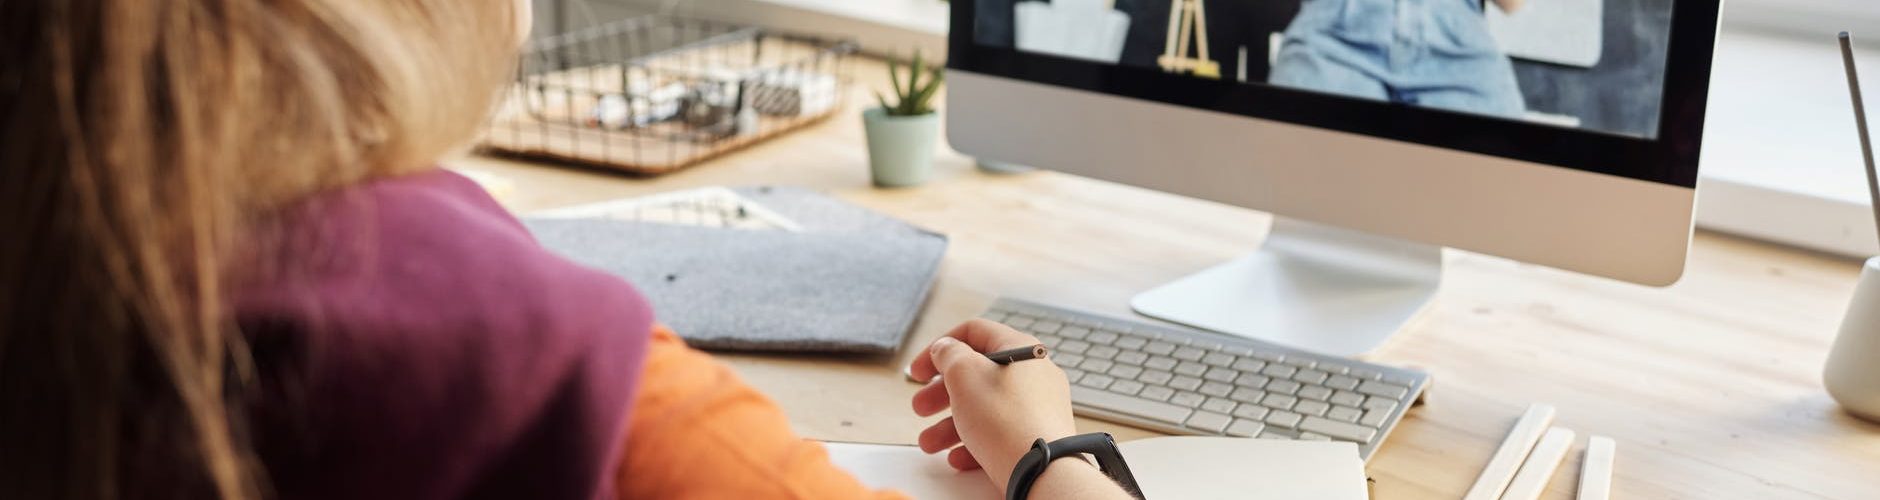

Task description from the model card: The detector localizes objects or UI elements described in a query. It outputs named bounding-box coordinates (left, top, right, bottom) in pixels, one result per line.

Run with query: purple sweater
left=233, top=170, right=652, bottom=499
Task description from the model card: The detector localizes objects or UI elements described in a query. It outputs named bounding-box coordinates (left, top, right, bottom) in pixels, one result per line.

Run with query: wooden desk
left=453, top=59, right=1880, bottom=499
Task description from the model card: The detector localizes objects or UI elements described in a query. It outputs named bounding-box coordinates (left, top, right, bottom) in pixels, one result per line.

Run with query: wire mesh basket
left=479, top=16, right=857, bottom=174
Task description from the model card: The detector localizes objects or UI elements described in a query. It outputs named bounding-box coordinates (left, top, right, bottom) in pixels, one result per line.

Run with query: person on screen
left=0, top=1, right=1134, bottom=499
left=1269, top=0, right=1527, bottom=118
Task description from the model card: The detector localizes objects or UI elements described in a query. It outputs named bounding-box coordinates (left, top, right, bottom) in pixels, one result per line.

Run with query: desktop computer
left=948, top=0, right=1721, bottom=454
left=951, top=0, right=1720, bottom=356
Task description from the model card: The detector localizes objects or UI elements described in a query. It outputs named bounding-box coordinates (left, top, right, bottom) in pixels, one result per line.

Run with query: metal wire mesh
left=479, top=15, right=856, bottom=174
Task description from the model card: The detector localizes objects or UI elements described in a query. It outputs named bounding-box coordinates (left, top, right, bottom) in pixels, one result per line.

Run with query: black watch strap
left=1005, top=433, right=1145, bottom=500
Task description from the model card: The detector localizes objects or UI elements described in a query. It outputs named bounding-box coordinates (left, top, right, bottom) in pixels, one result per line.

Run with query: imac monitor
left=948, top=0, right=1721, bottom=356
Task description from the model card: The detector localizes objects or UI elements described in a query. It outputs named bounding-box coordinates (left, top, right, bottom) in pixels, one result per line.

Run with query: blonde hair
left=0, top=1, right=518, bottom=498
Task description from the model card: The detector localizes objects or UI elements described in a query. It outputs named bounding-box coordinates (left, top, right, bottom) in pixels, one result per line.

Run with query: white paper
left=822, top=442, right=1000, bottom=499
left=824, top=436, right=1368, bottom=500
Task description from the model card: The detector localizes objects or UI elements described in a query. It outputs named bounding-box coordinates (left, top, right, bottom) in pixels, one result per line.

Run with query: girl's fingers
left=911, top=378, right=952, bottom=417
left=917, top=416, right=963, bottom=453
left=947, top=445, right=982, bottom=471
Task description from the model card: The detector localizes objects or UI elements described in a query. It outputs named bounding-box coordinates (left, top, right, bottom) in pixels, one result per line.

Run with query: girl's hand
left=907, top=319, right=1079, bottom=491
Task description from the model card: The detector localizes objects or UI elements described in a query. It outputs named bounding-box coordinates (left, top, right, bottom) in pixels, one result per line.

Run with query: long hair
left=0, top=1, right=520, bottom=498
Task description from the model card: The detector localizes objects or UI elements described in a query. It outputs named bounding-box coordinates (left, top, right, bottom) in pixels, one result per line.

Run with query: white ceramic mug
left=1826, top=256, right=1880, bottom=422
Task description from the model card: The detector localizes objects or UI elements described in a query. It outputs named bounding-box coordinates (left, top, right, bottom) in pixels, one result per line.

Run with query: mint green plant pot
left=863, top=107, right=940, bottom=188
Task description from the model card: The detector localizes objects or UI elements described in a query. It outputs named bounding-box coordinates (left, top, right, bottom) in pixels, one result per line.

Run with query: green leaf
left=907, top=51, right=925, bottom=101
left=910, top=69, right=944, bottom=114
left=886, top=58, right=904, bottom=107
left=874, top=90, right=893, bottom=113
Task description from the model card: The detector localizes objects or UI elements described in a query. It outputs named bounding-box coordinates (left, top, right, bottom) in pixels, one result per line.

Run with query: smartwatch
left=1005, top=433, right=1145, bottom=500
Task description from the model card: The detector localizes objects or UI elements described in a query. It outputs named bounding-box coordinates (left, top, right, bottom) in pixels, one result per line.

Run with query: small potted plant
left=864, top=51, right=944, bottom=187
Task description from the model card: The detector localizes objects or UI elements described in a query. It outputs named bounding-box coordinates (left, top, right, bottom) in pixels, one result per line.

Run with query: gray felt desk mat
left=524, top=186, right=946, bottom=353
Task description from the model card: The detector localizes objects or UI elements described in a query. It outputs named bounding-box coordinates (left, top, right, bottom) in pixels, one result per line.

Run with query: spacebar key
left=1071, top=386, right=1194, bottom=425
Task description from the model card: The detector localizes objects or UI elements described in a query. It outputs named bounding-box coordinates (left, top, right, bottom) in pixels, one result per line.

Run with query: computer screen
left=972, top=0, right=1673, bottom=138
left=955, top=0, right=1714, bottom=186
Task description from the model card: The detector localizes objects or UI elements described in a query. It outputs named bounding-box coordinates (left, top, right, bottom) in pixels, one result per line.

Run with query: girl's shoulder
left=236, top=168, right=654, bottom=499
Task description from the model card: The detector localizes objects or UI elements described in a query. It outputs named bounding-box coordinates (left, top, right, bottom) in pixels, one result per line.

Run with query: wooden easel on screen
left=1157, top=0, right=1221, bottom=78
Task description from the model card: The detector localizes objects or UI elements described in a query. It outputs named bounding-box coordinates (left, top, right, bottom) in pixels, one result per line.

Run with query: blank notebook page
left=824, top=437, right=1369, bottom=500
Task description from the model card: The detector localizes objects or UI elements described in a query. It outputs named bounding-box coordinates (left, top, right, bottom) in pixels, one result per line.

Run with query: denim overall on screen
left=1269, top=0, right=1525, bottom=118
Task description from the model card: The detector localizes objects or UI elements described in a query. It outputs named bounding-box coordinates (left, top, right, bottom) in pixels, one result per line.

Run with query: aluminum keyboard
left=981, top=298, right=1429, bottom=461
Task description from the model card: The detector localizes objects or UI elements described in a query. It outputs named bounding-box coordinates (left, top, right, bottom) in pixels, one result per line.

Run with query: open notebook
left=824, top=436, right=1369, bottom=499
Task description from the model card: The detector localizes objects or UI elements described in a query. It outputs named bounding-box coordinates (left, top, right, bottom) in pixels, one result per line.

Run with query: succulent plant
left=876, top=50, right=944, bottom=117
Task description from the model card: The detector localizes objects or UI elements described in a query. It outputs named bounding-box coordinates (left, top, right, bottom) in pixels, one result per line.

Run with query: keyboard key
left=1294, top=400, right=1330, bottom=417
left=1138, top=370, right=1174, bottom=385
left=1062, top=368, right=1085, bottom=383
left=1169, top=376, right=1203, bottom=391
left=1265, top=379, right=1302, bottom=395
left=1174, top=361, right=1209, bottom=377
left=1058, top=340, right=1091, bottom=354
left=1346, top=367, right=1382, bottom=380
left=1298, top=416, right=1378, bottom=443
left=1232, top=405, right=1270, bottom=421
left=1203, top=367, right=1239, bottom=383
left=1264, top=410, right=1304, bottom=429
left=1357, top=380, right=1409, bottom=399
left=982, top=312, right=1009, bottom=323
left=1086, top=346, right=1120, bottom=360
left=1231, top=358, right=1266, bottom=372
left=1382, top=373, right=1419, bottom=387
left=1173, top=346, right=1206, bottom=361
left=1282, top=357, right=1317, bottom=369
left=1292, top=369, right=1330, bottom=385
left=1234, top=373, right=1271, bottom=387
left=1109, top=380, right=1145, bottom=396
left=1114, top=351, right=1148, bottom=365
left=1329, top=390, right=1365, bottom=408
left=1324, top=374, right=1362, bottom=391
left=1202, top=352, right=1236, bottom=367
left=1361, top=397, right=1400, bottom=413
left=1226, top=419, right=1265, bottom=437
left=1261, top=364, right=1298, bottom=378
left=1260, top=394, right=1298, bottom=410
left=1032, top=321, right=1063, bottom=334
left=1170, top=391, right=1206, bottom=408
left=1144, top=341, right=1177, bottom=355
left=1053, top=353, right=1086, bottom=368
left=1359, top=409, right=1390, bottom=428
left=1257, top=431, right=1292, bottom=440
left=1005, top=316, right=1036, bottom=328
left=1107, top=365, right=1143, bottom=379
left=1078, top=374, right=1116, bottom=390
left=1145, top=356, right=1179, bottom=371
left=1297, top=386, right=1333, bottom=402
left=1079, top=359, right=1114, bottom=373
left=1318, top=364, right=1349, bottom=375
left=1229, top=387, right=1265, bottom=404
left=1071, top=386, right=1192, bottom=426
left=1326, top=406, right=1362, bottom=423
left=1115, top=336, right=1148, bottom=350
left=1186, top=411, right=1232, bottom=433
left=1058, top=326, right=1091, bottom=339
left=1140, top=385, right=1175, bottom=402
left=1201, top=397, right=1238, bottom=414
left=1199, top=382, right=1233, bottom=397
left=1035, top=334, right=1062, bottom=346
left=1087, top=330, right=1119, bottom=344
left=1298, top=432, right=1333, bottom=441
left=1223, top=345, right=1255, bottom=357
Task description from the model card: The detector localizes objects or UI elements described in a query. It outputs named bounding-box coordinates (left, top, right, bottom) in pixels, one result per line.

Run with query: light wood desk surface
left=455, top=59, right=1880, bottom=499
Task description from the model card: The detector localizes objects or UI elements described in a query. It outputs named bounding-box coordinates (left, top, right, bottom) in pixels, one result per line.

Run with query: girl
left=0, top=1, right=1133, bottom=499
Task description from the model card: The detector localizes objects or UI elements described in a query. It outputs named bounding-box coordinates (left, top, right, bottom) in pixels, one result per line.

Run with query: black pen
left=987, top=344, right=1050, bottom=365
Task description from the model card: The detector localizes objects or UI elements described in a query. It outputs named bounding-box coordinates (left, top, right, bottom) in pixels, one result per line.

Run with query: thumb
left=930, top=336, right=995, bottom=379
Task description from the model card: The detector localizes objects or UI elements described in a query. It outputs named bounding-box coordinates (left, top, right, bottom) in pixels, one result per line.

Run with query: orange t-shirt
left=615, top=326, right=912, bottom=500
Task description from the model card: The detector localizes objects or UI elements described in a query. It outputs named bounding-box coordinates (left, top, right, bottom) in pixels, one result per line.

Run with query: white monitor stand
left=1131, top=217, right=1442, bottom=357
